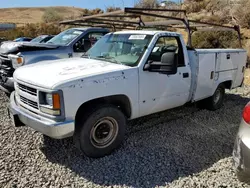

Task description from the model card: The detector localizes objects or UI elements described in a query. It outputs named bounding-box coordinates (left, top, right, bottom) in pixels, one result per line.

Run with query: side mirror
left=143, top=60, right=153, bottom=71
left=144, top=52, right=177, bottom=74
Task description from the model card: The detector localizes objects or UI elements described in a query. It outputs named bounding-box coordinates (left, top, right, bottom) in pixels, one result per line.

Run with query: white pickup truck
left=9, top=30, right=247, bottom=158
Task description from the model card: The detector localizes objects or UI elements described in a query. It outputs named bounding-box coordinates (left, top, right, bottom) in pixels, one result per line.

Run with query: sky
left=0, top=0, right=138, bottom=9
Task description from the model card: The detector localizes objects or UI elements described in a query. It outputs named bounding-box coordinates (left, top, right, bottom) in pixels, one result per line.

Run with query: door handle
left=183, top=72, right=189, bottom=78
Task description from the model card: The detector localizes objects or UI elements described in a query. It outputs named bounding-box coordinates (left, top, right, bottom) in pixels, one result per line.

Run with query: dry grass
left=244, top=69, right=250, bottom=86
left=0, top=6, right=84, bottom=26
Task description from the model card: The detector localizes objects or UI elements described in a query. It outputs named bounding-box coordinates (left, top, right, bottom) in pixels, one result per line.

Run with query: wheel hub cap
left=90, top=117, right=118, bottom=148
left=214, top=89, right=221, bottom=104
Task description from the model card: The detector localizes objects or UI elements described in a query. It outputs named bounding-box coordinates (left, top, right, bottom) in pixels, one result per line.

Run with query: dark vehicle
left=13, top=37, right=33, bottom=42
left=0, top=27, right=109, bottom=94
left=30, top=35, right=55, bottom=43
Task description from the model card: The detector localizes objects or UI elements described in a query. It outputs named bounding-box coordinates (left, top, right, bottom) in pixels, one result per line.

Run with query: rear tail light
left=243, top=103, right=250, bottom=123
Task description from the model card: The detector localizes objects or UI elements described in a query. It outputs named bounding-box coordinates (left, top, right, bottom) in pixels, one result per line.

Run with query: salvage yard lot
left=1, top=87, right=250, bottom=187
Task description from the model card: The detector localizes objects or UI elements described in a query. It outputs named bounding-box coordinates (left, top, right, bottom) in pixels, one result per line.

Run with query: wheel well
left=222, top=80, right=232, bottom=89
left=75, top=95, right=132, bottom=123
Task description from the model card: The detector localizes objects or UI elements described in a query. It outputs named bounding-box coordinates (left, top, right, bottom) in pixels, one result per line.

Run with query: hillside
left=0, top=6, right=84, bottom=26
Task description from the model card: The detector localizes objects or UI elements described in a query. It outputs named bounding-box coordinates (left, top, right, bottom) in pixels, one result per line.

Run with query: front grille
left=0, top=54, right=14, bottom=77
left=20, top=95, right=38, bottom=109
left=17, top=83, right=37, bottom=96
left=16, top=82, right=39, bottom=113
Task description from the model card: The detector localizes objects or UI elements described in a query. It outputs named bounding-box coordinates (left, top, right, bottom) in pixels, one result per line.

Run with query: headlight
left=45, top=93, right=53, bottom=106
left=40, top=92, right=62, bottom=116
left=8, top=54, right=25, bottom=66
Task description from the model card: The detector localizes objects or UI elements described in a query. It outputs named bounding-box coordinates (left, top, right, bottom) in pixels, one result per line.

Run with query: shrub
left=91, top=8, right=104, bottom=15
left=0, top=23, right=61, bottom=40
left=183, top=0, right=207, bottom=13
left=135, top=0, right=159, bottom=8
left=233, top=0, right=250, bottom=28
left=106, top=7, right=121, bottom=13
left=192, top=31, right=241, bottom=48
left=42, top=8, right=63, bottom=23
left=82, top=8, right=104, bottom=16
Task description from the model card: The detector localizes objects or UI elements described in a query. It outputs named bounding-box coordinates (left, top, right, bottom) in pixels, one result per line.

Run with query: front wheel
left=203, top=84, right=225, bottom=111
left=74, top=105, right=126, bottom=158
left=236, top=169, right=250, bottom=184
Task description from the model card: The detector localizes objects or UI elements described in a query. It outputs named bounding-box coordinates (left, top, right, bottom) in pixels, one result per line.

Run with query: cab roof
left=112, top=30, right=181, bottom=36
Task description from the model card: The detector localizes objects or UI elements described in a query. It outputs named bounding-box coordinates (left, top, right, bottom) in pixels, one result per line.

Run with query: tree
left=91, top=8, right=104, bottom=15
left=82, top=8, right=104, bottom=16
left=82, top=8, right=90, bottom=15
left=106, top=7, right=121, bottom=12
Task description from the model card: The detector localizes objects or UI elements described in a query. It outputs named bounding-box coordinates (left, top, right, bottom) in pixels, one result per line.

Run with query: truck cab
left=0, top=27, right=109, bottom=94
left=9, top=30, right=247, bottom=158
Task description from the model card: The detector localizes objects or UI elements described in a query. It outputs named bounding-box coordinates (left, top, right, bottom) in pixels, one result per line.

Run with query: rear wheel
left=201, top=84, right=225, bottom=111
left=74, top=104, right=126, bottom=158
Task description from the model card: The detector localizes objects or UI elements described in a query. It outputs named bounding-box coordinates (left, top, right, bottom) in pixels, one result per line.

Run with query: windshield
left=46, top=29, right=84, bottom=45
left=31, top=36, right=46, bottom=43
left=84, top=33, right=153, bottom=67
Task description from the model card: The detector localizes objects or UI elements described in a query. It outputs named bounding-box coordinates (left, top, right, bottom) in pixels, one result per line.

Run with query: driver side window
left=73, top=32, right=105, bottom=53
left=148, top=36, right=184, bottom=67
left=73, top=37, right=86, bottom=53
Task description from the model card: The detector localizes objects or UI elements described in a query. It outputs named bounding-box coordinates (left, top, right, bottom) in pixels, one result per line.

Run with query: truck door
left=72, top=32, right=106, bottom=58
left=139, top=35, right=191, bottom=117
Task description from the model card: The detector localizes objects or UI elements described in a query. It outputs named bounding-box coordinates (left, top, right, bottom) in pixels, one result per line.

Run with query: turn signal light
left=17, top=57, right=23, bottom=64
left=52, top=93, right=61, bottom=109
left=243, top=103, right=250, bottom=124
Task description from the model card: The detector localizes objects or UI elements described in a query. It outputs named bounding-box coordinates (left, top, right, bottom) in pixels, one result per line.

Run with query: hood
left=14, top=57, right=131, bottom=89
left=0, top=41, right=60, bottom=54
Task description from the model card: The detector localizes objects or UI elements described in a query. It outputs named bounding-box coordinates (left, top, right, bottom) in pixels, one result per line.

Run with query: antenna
left=121, top=0, right=125, bottom=9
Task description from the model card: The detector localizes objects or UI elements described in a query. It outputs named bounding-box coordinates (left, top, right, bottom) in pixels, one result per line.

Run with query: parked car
left=0, top=27, right=109, bottom=94
left=233, top=102, right=250, bottom=184
left=0, top=37, right=7, bottom=43
left=9, top=30, right=247, bottom=158
left=30, top=35, right=55, bottom=43
left=13, top=37, right=33, bottom=42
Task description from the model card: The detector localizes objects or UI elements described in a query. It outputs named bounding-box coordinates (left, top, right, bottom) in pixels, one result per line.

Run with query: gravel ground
left=1, top=87, right=250, bottom=188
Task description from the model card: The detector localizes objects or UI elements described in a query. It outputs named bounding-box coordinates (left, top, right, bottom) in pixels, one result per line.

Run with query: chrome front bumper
left=9, top=92, right=74, bottom=139
left=233, top=119, right=250, bottom=180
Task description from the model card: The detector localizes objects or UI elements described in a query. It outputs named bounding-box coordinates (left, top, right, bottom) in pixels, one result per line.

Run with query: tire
left=236, top=169, right=250, bottom=184
left=4, top=92, right=10, bottom=98
left=73, top=104, right=126, bottom=158
left=203, top=83, right=225, bottom=111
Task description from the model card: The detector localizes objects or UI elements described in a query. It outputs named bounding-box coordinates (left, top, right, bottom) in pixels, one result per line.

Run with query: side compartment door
left=193, top=53, right=216, bottom=101
left=139, top=35, right=191, bottom=117
left=232, top=52, right=247, bottom=88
